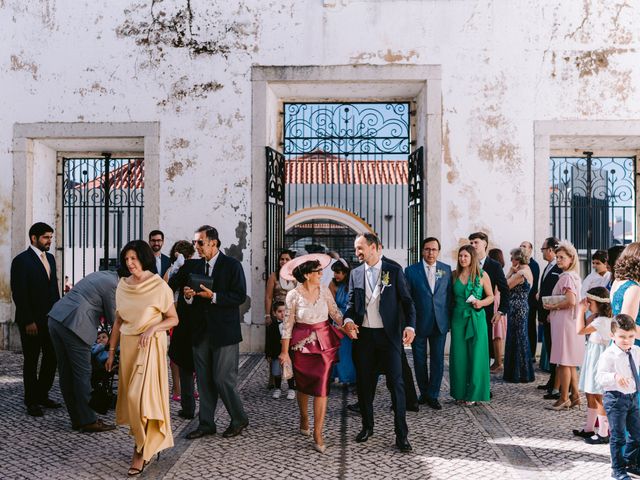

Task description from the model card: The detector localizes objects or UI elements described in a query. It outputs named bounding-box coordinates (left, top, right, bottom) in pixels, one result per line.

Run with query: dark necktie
left=205, top=262, right=210, bottom=277
left=627, top=350, right=640, bottom=393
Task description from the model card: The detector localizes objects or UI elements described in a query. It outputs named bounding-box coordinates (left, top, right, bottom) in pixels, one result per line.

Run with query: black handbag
left=188, top=273, right=213, bottom=292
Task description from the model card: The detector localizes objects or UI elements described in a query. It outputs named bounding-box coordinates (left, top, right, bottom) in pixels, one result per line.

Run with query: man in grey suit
left=48, top=270, right=119, bottom=432
left=404, top=237, right=452, bottom=410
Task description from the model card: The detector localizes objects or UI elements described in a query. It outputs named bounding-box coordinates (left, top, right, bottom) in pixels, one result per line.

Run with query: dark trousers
left=179, top=366, right=196, bottom=417
left=353, top=327, right=408, bottom=439
left=527, top=301, right=538, bottom=360
left=411, top=328, right=446, bottom=400
left=19, top=321, right=57, bottom=406
left=401, top=350, right=418, bottom=407
left=485, top=306, right=495, bottom=359
left=543, top=321, right=556, bottom=389
left=48, top=318, right=96, bottom=426
left=192, top=336, right=247, bottom=432
left=604, top=391, right=640, bottom=474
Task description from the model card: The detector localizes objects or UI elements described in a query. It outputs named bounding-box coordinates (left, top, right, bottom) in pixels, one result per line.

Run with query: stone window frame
left=534, top=120, right=640, bottom=254
left=250, top=64, right=442, bottom=325
left=11, top=122, right=160, bottom=268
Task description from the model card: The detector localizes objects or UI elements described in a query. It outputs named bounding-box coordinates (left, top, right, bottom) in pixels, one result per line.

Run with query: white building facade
left=2, top=0, right=640, bottom=350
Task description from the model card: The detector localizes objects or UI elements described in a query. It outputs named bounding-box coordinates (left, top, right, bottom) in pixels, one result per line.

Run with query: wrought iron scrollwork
left=283, top=103, right=410, bottom=155
left=408, top=147, right=424, bottom=265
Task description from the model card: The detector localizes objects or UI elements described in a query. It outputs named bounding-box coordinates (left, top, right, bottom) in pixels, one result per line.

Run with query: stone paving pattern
left=0, top=351, right=611, bottom=479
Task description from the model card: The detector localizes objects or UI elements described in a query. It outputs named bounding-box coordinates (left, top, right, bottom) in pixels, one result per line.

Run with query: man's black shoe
left=417, top=395, right=428, bottom=405
left=80, top=420, right=116, bottom=433
left=584, top=433, right=609, bottom=445
left=625, top=464, right=640, bottom=477
left=355, top=428, right=373, bottom=442
left=26, top=405, right=44, bottom=417
left=39, top=398, right=62, bottom=408
left=572, top=429, right=594, bottom=438
left=406, top=403, right=419, bottom=412
left=347, top=403, right=361, bottom=414
left=178, top=409, right=195, bottom=419
left=537, top=384, right=550, bottom=390
left=425, top=398, right=442, bottom=410
left=222, top=420, right=248, bottom=438
left=396, top=437, right=413, bottom=452
left=543, top=392, right=560, bottom=400
left=186, top=428, right=215, bottom=440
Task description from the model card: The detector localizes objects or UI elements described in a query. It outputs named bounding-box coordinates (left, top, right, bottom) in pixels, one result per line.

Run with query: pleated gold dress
left=115, top=274, right=174, bottom=461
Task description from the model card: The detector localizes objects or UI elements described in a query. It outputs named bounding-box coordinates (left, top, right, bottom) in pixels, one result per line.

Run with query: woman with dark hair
left=265, top=250, right=296, bottom=388
left=610, top=242, right=640, bottom=344
left=279, top=254, right=344, bottom=454
left=329, top=259, right=356, bottom=385
left=488, top=248, right=507, bottom=373
left=165, top=240, right=198, bottom=419
left=449, top=245, right=494, bottom=405
left=106, top=240, right=178, bottom=476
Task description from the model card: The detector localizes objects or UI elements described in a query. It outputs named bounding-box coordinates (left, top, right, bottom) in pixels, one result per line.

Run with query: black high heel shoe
left=127, top=453, right=160, bottom=476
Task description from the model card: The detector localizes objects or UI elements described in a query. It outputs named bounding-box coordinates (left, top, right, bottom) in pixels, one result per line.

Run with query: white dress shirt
left=423, top=260, right=436, bottom=292
left=596, top=343, right=640, bottom=394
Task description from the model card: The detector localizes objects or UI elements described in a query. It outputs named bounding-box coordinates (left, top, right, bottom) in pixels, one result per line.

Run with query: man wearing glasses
left=404, top=237, right=452, bottom=411
left=169, top=225, right=249, bottom=440
left=537, top=237, right=562, bottom=398
left=148, top=230, right=170, bottom=277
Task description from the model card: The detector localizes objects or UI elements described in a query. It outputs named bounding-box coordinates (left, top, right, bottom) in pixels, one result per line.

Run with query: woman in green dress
left=449, top=245, right=494, bottom=405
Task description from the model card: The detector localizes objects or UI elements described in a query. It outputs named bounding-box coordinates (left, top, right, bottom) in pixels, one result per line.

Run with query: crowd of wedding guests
left=10, top=220, right=640, bottom=478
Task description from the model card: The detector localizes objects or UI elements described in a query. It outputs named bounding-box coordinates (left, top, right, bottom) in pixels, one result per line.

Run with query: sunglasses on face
left=192, top=240, right=206, bottom=246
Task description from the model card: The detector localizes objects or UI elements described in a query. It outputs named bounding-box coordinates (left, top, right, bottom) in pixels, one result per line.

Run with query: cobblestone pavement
left=0, top=350, right=611, bottom=479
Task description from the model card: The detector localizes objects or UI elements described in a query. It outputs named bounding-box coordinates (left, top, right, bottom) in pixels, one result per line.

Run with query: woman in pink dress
left=488, top=248, right=507, bottom=373
left=278, top=254, right=345, bottom=455
left=543, top=241, right=583, bottom=411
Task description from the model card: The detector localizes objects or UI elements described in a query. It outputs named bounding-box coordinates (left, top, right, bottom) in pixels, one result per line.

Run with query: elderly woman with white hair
left=543, top=241, right=583, bottom=411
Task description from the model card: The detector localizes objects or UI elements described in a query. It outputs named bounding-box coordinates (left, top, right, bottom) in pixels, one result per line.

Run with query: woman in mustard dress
left=106, top=240, right=178, bottom=476
left=449, top=245, right=494, bottom=404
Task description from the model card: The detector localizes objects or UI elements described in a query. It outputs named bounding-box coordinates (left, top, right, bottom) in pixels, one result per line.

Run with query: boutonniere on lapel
left=380, top=271, right=392, bottom=293
left=435, top=269, right=446, bottom=280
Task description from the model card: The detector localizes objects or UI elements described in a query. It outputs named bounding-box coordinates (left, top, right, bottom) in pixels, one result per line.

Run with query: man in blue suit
left=405, top=237, right=452, bottom=410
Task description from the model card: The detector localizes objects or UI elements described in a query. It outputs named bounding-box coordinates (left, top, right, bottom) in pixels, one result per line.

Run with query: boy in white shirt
left=596, top=314, right=640, bottom=480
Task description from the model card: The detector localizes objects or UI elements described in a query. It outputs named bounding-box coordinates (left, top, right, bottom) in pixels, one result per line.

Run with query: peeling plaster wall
left=2, top=0, right=640, bottom=334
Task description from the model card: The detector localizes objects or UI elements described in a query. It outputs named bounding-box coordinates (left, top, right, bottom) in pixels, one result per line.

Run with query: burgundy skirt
left=290, top=321, right=342, bottom=397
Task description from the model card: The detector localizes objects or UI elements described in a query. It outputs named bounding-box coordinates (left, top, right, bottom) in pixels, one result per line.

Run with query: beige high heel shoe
left=544, top=399, right=571, bottom=411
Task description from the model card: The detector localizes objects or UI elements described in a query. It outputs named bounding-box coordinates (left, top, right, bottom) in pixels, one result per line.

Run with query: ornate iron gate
left=550, top=152, right=636, bottom=258
left=408, top=147, right=424, bottom=265
left=60, top=153, right=144, bottom=287
left=265, top=147, right=285, bottom=276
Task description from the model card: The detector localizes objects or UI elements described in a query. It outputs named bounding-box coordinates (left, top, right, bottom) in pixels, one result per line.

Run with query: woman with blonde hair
left=449, top=245, right=494, bottom=405
left=543, top=241, right=583, bottom=410
left=610, top=242, right=640, bottom=344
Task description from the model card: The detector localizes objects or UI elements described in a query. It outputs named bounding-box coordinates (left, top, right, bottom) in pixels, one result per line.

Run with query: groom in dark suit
left=468, top=232, right=509, bottom=360
left=343, top=233, right=416, bottom=452
left=404, top=237, right=452, bottom=410
left=169, top=225, right=249, bottom=439
left=10, top=222, right=61, bottom=416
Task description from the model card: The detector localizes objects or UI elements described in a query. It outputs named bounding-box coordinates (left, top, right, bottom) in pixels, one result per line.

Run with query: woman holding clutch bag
left=278, top=254, right=345, bottom=454
left=543, top=241, right=583, bottom=411
left=449, top=245, right=494, bottom=405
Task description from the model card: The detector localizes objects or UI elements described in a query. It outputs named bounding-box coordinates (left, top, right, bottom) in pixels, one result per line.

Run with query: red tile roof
left=78, top=159, right=144, bottom=190
left=285, top=151, right=407, bottom=185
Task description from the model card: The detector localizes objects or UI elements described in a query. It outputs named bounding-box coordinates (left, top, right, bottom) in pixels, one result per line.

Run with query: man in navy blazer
left=404, top=237, right=452, bottom=410
left=149, top=230, right=171, bottom=277
left=10, top=222, right=61, bottom=416
left=169, top=225, right=248, bottom=440
left=343, top=233, right=416, bottom=452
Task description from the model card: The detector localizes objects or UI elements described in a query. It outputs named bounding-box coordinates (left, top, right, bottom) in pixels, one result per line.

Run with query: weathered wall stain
left=167, top=138, right=191, bottom=149
left=10, top=54, right=38, bottom=80
left=0, top=278, right=10, bottom=303
left=442, top=122, right=458, bottom=184
left=569, top=48, right=631, bottom=78
left=157, top=79, right=223, bottom=107
left=350, top=49, right=419, bottom=63
left=74, top=82, right=111, bottom=97
left=225, top=221, right=247, bottom=262
left=165, top=158, right=194, bottom=181
left=116, top=0, right=260, bottom=64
